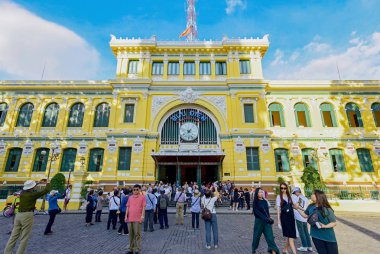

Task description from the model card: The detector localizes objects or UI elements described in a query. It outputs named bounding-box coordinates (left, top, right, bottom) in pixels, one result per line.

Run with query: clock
left=179, top=122, right=199, bottom=141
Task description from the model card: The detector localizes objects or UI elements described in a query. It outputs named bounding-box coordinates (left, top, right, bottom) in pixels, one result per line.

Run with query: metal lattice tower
left=186, top=0, right=198, bottom=41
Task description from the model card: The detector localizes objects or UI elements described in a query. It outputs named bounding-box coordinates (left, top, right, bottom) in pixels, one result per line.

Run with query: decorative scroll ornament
left=260, top=137, right=271, bottom=154
left=78, top=139, right=88, bottom=156
left=107, top=137, right=117, bottom=153
left=203, top=96, right=227, bottom=116
left=0, top=140, right=6, bottom=155
left=133, top=137, right=143, bottom=153
left=234, top=136, right=245, bottom=153
left=23, top=139, right=34, bottom=155
left=151, top=96, right=175, bottom=120
left=178, top=87, right=199, bottom=103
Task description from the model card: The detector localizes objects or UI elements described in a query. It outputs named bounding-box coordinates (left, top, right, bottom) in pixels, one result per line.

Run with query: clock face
left=179, top=122, right=199, bottom=141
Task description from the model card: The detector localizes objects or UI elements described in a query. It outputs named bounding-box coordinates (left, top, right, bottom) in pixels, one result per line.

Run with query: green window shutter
left=93, top=103, right=110, bottom=127
left=329, top=149, right=346, bottom=172
left=60, top=148, right=77, bottom=172
left=118, top=147, right=132, bottom=171
left=357, top=149, right=374, bottom=172
left=88, top=148, right=104, bottom=172
left=32, top=148, right=50, bottom=172
left=0, top=103, right=8, bottom=127
left=68, top=103, right=85, bottom=127
left=372, top=103, right=380, bottom=127
left=42, top=103, right=59, bottom=127
left=275, top=149, right=289, bottom=172
left=5, top=148, right=23, bottom=172
left=269, top=103, right=285, bottom=127
left=305, top=109, right=311, bottom=127
left=294, top=103, right=310, bottom=127
left=16, top=103, right=34, bottom=127
left=244, top=104, right=254, bottom=123
left=124, top=104, right=135, bottom=123
left=357, top=109, right=363, bottom=127
left=246, top=147, right=260, bottom=171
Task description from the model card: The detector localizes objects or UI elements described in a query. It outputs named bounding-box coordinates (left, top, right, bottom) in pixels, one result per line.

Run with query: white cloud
left=268, top=32, right=380, bottom=80
left=225, top=0, right=247, bottom=15
left=0, top=1, right=100, bottom=80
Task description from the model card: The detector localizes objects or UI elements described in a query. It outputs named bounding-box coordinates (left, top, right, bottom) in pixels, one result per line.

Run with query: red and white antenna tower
left=186, top=0, right=198, bottom=41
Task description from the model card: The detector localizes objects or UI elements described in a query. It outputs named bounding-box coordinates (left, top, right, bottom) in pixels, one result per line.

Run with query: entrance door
left=201, top=165, right=218, bottom=184
left=181, top=165, right=197, bottom=184
left=158, top=165, right=176, bottom=184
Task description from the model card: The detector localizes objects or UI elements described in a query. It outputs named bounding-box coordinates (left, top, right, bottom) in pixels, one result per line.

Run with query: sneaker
left=122, top=233, right=129, bottom=236
left=308, top=247, right=314, bottom=252
left=214, top=245, right=218, bottom=249
left=205, top=245, right=211, bottom=250
left=118, top=232, right=122, bottom=235
left=297, top=247, right=308, bottom=252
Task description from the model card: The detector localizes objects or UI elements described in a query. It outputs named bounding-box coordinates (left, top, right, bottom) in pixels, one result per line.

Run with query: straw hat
left=50, top=190, right=58, bottom=196
left=23, top=180, right=36, bottom=190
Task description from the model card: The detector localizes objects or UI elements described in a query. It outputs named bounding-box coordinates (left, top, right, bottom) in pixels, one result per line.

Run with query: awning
left=151, top=152, right=225, bottom=165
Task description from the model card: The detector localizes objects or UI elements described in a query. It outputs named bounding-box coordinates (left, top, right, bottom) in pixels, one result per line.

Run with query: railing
left=304, top=186, right=379, bottom=200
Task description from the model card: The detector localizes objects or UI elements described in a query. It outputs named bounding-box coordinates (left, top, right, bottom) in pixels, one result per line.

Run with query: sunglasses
left=133, top=189, right=140, bottom=191
left=281, top=187, right=287, bottom=190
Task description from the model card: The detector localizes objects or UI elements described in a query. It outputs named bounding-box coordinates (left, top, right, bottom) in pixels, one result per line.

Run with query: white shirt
left=65, top=188, right=71, bottom=199
left=109, top=196, right=120, bottom=210
left=276, top=195, right=289, bottom=208
left=187, top=186, right=193, bottom=194
left=292, top=194, right=309, bottom=222
left=201, top=196, right=217, bottom=214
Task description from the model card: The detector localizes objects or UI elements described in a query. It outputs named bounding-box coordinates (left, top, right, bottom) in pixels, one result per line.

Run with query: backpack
left=159, top=196, right=167, bottom=209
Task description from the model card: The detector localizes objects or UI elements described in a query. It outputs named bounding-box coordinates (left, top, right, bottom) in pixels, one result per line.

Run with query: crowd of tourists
left=3, top=178, right=338, bottom=254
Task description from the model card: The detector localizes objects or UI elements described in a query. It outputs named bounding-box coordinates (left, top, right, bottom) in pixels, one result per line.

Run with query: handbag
left=201, top=198, right=213, bottom=221
left=3, top=200, right=16, bottom=218
left=307, top=207, right=319, bottom=226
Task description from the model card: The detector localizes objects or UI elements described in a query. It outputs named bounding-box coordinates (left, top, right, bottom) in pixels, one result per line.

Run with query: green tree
left=301, top=166, right=326, bottom=197
left=80, top=180, right=93, bottom=199
left=50, top=173, right=66, bottom=195
left=274, top=176, right=287, bottom=195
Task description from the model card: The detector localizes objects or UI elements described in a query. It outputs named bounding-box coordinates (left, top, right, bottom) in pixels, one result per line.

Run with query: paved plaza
left=1, top=211, right=379, bottom=254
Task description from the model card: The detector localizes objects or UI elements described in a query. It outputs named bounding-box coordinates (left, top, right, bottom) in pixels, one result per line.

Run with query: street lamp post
left=80, top=156, right=86, bottom=171
left=39, top=145, right=61, bottom=212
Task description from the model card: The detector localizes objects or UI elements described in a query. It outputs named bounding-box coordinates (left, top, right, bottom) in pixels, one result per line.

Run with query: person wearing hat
left=190, top=189, right=201, bottom=230
left=44, top=190, right=62, bottom=235
left=291, top=187, right=313, bottom=252
left=174, top=187, right=186, bottom=225
left=4, top=178, right=51, bottom=254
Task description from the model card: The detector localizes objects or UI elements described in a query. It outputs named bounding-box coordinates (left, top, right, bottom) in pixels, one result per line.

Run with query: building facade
left=0, top=36, right=379, bottom=198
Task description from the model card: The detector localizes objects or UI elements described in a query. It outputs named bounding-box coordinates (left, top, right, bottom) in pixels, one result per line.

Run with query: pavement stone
left=0, top=212, right=379, bottom=254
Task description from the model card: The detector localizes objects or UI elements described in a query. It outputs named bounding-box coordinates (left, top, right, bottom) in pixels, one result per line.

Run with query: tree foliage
left=50, top=173, right=66, bottom=195
left=301, top=166, right=326, bottom=197
left=80, top=180, right=93, bottom=199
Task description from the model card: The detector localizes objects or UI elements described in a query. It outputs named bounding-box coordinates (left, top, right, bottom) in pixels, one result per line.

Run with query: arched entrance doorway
left=152, top=107, right=225, bottom=185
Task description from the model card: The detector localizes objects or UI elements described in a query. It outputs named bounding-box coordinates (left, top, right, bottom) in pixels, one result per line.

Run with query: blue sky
left=1, top=0, right=380, bottom=80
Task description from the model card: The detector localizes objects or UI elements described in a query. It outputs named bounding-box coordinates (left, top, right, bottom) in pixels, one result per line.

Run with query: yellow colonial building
left=0, top=35, right=379, bottom=205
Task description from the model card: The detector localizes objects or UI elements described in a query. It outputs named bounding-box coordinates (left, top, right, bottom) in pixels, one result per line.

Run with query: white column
left=115, top=51, right=122, bottom=77
left=250, top=50, right=263, bottom=79
left=120, top=51, right=128, bottom=76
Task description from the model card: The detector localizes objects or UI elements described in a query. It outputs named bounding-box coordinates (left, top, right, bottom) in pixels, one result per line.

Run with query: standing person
left=63, top=184, right=72, bottom=211
left=144, top=189, right=157, bottom=232
left=244, top=188, right=251, bottom=210
left=95, top=190, right=104, bottom=222
left=294, top=190, right=339, bottom=254
left=85, top=189, right=95, bottom=227
left=153, top=189, right=160, bottom=224
left=118, top=189, right=129, bottom=235
left=125, top=184, right=146, bottom=254
left=190, top=189, right=201, bottom=230
left=6, top=191, right=21, bottom=235
left=4, top=179, right=51, bottom=254
left=232, top=188, right=239, bottom=211
left=157, top=189, right=169, bottom=229
left=107, top=189, right=120, bottom=230
left=238, top=187, right=245, bottom=209
left=276, top=183, right=297, bottom=254
left=292, top=187, right=313, bottom=252
left=174, top=188, right=186, bottom=225
left=251, top=188, right=280, bottom=254
left=44, top=190, right=62, bottom=235
left=201, top=190, right=218, bottom=250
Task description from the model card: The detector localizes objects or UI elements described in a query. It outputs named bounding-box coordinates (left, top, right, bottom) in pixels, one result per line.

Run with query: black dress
left=280, top=199, right=297, bottom=238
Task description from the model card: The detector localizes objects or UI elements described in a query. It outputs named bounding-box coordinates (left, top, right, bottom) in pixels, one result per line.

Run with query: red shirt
left=126, top=194, right=146, bottom=222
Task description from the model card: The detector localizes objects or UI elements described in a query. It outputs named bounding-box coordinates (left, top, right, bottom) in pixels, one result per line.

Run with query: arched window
left=345, top=103, right=363, bottom=127
left=42, top=103, right=59, bottom=127
left=88, top=148, right=104, bottom=172
left=32, top=148, right=50, bottom=172
left=16, top=103, right=34, bottom=127
left=371, top=103, right=380, bottom=127
left=320, top=103, right=337, bottom=127
left=274, top=149, right=290, bottom=172
left=269, top=103, right=285, bottom=127
left=294, top=103, right=311, bottom=127
left=68, top=103, right=85, bottom=127
left=329, top=149, right=346, bottom=172
left=93, top=103, right=110, bottom=127
left=5, top=148, right=23, bottom=172
left=60, top=148, right=77, bottom=172
left=356, top=148, right=374, bottom=172
left=301, top=148, right=318, bottom=169
left=0, top=103, right=8, bottom=127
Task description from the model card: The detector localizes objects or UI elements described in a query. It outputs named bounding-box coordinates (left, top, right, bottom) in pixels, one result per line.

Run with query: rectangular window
left=271, top=111, right=282, bottom=127
left=184, top=62, right=195, bottom=75
left=118, top=147, right=132, bottom=171
left=88, top=149, right=104, bottom=172
left=374, top=111, right=380, bottom=127
left=200, top=62, right=211, bottom=75
left=124, top=104, right=135, bottom=123
left=297, top=111, right=307, bottom=127
left=215, top=62, right=227, bottom=75
left=32, top=149, right=50, bottom=172
left=357, top=149, right=374, bottom=172
left=5, top=149, right=22, bottom=172
left=239, top=60, right=251, bottom=74
left=152, top=62, right=164, bottom=75
left=244, top=104, right=254, bottom=123
left=322, top=111, right=334, bottom=127
left=128, top=60, right=139, bottom=74
left=246, top=147, right=260, bottom=171
left=274, top=149, right=290, bottom=172
left=60, top=149, right=77, bottom=172
left=168, top=62, right=180, bottom=75
left=329, top=149, right=346, bottom=172
left=348, top=112, right=359, bottom=127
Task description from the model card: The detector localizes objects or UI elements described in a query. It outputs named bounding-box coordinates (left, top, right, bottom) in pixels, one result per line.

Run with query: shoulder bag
left=201, top=198, right=213, bottom=221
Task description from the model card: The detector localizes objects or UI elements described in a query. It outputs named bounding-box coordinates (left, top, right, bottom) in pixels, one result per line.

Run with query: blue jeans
left=296, top=220, right=312, bottom=248
left=204, top=214, right=218, bottom=246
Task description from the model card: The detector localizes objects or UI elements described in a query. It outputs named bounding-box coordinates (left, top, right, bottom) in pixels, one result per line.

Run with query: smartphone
left=316, top=222, right=322, bottom=229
